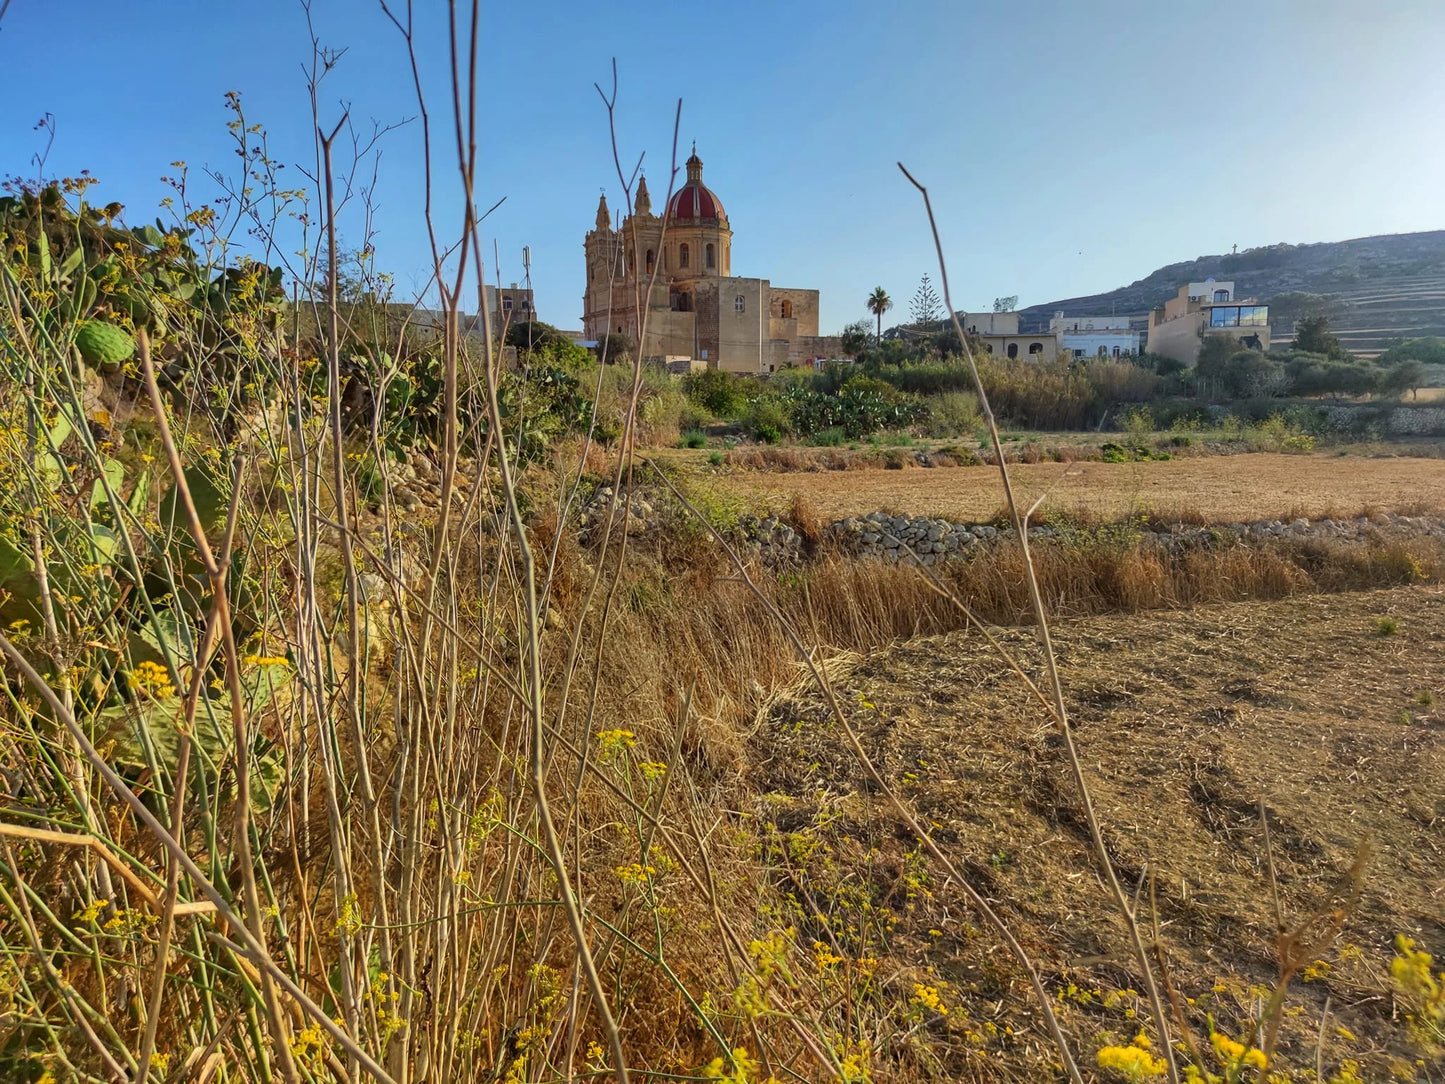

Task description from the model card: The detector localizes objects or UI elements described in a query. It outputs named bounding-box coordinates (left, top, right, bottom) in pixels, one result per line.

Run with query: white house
left=1048, top=313, right=1140, bottom=358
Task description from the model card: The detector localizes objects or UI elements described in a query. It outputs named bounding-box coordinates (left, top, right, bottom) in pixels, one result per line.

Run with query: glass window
left=1214, top=289, right=1231, bottom=302
left=705, top=243, right=715, bottom=269
left=679, top=244, right=689, bottom=268
left=1028, top=342, right=1043, bottom=354
left=503, top=298, right=513, bottom=311
left=735, top=296, right=746, bottom=314
left=1210, top=306, right=1240, bottom=327
left=1238, top=305, right=1268, bottom=327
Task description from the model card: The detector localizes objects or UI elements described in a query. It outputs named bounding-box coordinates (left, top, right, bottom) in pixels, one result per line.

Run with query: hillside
left=1017, top=230, right=1445, bottom=355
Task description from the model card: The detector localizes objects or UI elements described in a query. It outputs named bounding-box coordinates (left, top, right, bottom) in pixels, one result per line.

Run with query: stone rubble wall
left=577, top=486, right=1443, bottom=567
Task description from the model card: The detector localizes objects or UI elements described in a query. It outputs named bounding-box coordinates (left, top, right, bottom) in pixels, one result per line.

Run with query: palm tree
left=866, top=287, right=893, bottom=344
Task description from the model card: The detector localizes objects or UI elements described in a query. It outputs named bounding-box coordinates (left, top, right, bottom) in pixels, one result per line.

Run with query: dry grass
left=727, top=451, right=1445, bottom=524
left=749, top=584, right=1445, bottom=1081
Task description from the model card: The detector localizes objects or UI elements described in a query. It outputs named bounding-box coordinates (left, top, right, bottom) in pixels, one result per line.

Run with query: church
left=582, top=149, right=842, bottom=373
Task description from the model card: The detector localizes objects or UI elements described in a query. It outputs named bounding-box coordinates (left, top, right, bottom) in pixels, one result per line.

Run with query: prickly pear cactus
left=74, top=320, right=136, bottom=368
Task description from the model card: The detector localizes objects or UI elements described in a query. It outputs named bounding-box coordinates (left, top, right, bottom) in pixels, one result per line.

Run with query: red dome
left=666, top=150, right=726, bottom=222
left=667, top=182, right=725, bottom=221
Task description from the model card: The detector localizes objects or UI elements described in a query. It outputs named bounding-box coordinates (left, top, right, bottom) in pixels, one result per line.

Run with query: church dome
left=666, top=149, right=726, bottom=223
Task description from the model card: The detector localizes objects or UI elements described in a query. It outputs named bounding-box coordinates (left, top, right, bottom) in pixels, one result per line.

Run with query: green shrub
left=684, top=368, right=748, bottom=418
left=807, top=427, right=847, bottom=447
left=679, top=429, right=707, bottom=449
left=747, top=397, right=791, bottom=443
left=926, top=390, right=982, bottom=437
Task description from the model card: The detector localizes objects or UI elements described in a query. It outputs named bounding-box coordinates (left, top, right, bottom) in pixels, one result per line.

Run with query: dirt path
left=726, top=451, right=1445, bottom=522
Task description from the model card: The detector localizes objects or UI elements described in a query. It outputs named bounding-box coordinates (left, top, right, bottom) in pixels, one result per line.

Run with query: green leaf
left=85, top=524, right=119, bottom=564
left=59, top=246, right=84, bottom=280
left=90, top=457, right=125, bottom=512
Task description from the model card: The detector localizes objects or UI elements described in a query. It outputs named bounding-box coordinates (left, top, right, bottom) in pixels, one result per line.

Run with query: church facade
left=582, top=150, right=842, bottom=373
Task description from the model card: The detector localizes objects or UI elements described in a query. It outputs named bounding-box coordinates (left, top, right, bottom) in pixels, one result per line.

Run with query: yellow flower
left=1097, top=1043, right=1167, bottom=1080
left=910, top=982, right=949, bottom=1017
left=595, top=728, right=636, bottom=760
left=586, top=1040, right=605, bottom=1063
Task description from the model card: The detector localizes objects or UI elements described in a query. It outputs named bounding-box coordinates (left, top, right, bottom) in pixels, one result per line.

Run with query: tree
left=866, top=286, right=893, bottom=344
left=840, top=319, right=872, bottom=358
left=993, top=295, right=1018, bottom=314
left=1380, top=359, right=1426, bottom=400
left=1294, top=314, right=1347, bottom=360
left=909, top=274, right=942, bottom=326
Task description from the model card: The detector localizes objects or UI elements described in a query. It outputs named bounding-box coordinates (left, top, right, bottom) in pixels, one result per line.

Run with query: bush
left=926, top=390, right=982, bottom=437
left=746, top=396, right=791, bottom=443
left=685, top=368, right=748, bottom=419
left=679, top=429, right=707, bottom=449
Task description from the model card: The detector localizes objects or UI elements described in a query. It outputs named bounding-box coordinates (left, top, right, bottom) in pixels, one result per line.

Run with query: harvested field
left=728, top=451, right=1445, bottom=523
left=750, top=584, right=1445, bottom=1081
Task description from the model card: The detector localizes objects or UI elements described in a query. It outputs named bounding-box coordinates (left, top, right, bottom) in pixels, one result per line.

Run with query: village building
left=1049, top=313, right=1140, bottom=358
left=959, top=311, right=1062, bottom=362
left=1146, top=278, right=1270, bottom=364
left=582, top=148, right=843, bottom=373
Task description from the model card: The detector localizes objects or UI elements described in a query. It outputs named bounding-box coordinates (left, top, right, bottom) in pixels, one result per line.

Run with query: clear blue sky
left=3, top=1, right=1443, bottom=331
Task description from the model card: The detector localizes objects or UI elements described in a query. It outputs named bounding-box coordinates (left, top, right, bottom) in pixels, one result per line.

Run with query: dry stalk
left=899, top=162, right=1181, bottom=1084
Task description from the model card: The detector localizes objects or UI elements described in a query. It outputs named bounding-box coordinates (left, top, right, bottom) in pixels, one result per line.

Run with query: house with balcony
left=1146, top=279, right=1269, bottom=364
left=960, top=310, right=1061, bottom=361
left=1048, top=313, right=1140, bottom=359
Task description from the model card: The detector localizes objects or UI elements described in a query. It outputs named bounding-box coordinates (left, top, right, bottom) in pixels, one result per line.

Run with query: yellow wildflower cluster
left=291, top=1022, right=327, bottom=1073
left=1096, top=1033, right=1167, bottom=1080
left=129, top=660, right=175, bottom=698
left=242, top=654, right=288, bottom=666
left=1391, top=935, right=1445, bottom=1048
left=595, top=728, right=636, bottom=761
left=812, top=940, right=844, bottom=971
left=704, top=1047, right=779, bottom=1084
left=585, top=1039, right=606, bottom=1064
left=836, top=1037, right=872, bottom=1083
left=1210, top=1031, right=1267, bottom=1072
left=72, top=899, right=108, bottom=924
left=638, top=760, right=667, bottom=784
left=333, top=893, right=363, bottom=936
left=910, top=982, right=949, bottom=1017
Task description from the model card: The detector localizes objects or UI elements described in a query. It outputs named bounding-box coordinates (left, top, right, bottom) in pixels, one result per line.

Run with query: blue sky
left=3, top=0, right=1443, bottom=330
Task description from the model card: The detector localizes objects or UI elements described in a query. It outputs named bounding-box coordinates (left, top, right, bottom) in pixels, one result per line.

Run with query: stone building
left=582, top=148, right=843, bottom=373
left=959, top=311, right=1061, bottom=362
left=1146, top=280, right=1270, bottom=364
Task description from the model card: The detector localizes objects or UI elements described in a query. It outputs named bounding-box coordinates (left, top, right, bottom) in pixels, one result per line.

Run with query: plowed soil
left=749, top=584, right=1444, bottom=1081
left=728, top=452, right=1445, bottom=524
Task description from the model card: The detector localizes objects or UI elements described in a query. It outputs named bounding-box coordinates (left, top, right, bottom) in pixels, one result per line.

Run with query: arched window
left=645, top=249, right=654, bottom=274
left=1098, top=345, right=1108, bottom=357
left=671, top=291, right=691, bottom=313
left=983, top=343, right=993, bottom=354
left=1214, top=288, right=1231, bottom=302
left=780, top=299, right=793, bottom=319
left=1006, top=342, right=1018, bottom=359
left=1113, top=345, right=1121, bottom=357
left=679, top=244, right=690, bottom=268
left=1028, top=342, right=1043, bottom=355
left=705, top=243, right=715, bottom=269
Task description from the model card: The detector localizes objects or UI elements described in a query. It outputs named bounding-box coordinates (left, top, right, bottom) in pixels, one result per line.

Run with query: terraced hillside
left=1018, top=230, right=1445, bottom=356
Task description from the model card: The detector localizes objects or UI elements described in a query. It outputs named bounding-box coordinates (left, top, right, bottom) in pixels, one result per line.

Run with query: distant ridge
left=1017, top=230, right=1445, bottom=355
